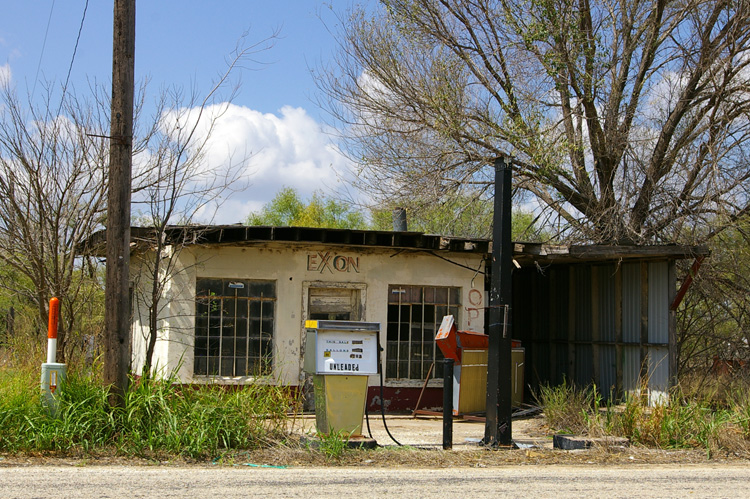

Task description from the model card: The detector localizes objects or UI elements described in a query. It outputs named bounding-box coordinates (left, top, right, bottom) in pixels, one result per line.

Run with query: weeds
left=0, top=364, right=296, bottom=458
left=537, top=379, right=750, bottom=458
left=534, top=379, right=592, bottom=434
left=316, top=430, right=351, bottom=461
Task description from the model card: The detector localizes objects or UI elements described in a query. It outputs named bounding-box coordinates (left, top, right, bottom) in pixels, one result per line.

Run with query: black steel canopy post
left=484, top=156, right=513, bottom=447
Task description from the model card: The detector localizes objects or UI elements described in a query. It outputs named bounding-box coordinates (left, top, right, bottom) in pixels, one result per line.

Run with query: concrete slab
left=552, top=435, right=629, bottom=450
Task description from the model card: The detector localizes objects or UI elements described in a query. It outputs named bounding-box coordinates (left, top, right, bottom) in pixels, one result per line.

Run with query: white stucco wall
left=131, top=242, right=486, bottom=387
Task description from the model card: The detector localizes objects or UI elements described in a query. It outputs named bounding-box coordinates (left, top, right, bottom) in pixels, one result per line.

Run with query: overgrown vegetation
left=0, top=363, right=298, bottom=459
left=536, top=378, right=750, bottom=458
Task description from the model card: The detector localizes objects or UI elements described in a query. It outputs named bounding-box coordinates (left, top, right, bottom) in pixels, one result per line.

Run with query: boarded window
left=386, top=285, right=461, bottom=380
left=194, top=278, right=275, bottom=377
left=308, top=287, right=360, bottom=321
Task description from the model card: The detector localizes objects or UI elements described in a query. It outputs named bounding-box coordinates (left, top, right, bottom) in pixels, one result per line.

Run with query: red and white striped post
left=46, top=297, right=60, bottom=364
left=41, top=297, right=66, bottom=416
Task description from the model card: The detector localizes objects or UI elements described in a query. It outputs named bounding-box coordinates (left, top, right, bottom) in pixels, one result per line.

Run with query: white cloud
left=170, top=103, right=354, bottom=224
left=0, top=64, right=11, bottom=87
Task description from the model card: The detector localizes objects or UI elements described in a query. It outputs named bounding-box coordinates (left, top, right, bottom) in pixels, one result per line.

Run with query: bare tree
left=0, top=83, right=109, bottom=362
left=129, top=35, right=276, bottom=376
left=318, top=0, right=750, bottom=244
left=675, top=223, right=750, bottom=378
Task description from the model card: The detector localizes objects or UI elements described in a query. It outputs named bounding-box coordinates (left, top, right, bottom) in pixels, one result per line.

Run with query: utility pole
left=104, top=0, right=135, bottom=406
left=484, top=156, right=513, bottom=447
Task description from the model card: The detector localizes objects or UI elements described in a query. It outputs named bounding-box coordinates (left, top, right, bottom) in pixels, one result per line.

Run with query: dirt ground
left=295, top=412, right=553, bottom=450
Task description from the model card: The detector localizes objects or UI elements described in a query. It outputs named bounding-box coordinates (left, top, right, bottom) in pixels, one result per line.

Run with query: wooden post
left=104, top=0, right=135, bottom=405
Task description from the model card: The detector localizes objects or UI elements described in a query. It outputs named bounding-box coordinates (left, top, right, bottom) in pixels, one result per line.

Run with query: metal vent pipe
left=392, top=207, right=408, bottom=232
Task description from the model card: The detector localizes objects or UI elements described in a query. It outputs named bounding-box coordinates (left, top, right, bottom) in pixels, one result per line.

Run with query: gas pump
left=303, top=320, right=379, bottom=441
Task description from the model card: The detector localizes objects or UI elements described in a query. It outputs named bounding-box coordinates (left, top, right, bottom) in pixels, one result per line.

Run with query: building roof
left=82, top=225, right=709, bottom=265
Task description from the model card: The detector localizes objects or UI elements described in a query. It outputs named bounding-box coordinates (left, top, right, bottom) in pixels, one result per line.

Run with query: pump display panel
left=304, top=320, right=380, bottom=375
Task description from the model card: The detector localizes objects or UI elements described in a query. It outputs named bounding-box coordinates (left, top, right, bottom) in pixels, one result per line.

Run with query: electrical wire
left=32, top=0, right=57, bottom=102
left=365, top=394, right=374, bottom=439
left=378, top=368, right=402, bottom=446
left=56, top=0, right=89, bottom=117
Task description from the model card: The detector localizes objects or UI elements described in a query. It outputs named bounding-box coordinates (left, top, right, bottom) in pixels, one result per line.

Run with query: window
left=386, top=285, right=461, bottom=380
left=194, top=278, right=275, bottom=376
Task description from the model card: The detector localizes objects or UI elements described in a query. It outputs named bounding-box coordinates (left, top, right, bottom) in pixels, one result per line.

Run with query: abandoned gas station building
left=87, top=225, right=708, bottom=411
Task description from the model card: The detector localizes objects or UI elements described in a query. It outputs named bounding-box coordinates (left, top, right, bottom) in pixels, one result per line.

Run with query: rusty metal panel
left=575, top=266, right=592, bottom=342
left=622, top=263, right=641, bottom=344
left=623, top=346, right=641, bottom=392
left=456, top=349, right=488, bottom=414
left=598, top=265, right=617, bottom=343
left=648, top=261, right=669, bottom=344
left=599, top=345, right=617, bottom=397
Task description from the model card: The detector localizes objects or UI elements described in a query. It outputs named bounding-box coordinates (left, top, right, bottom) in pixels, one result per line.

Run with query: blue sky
left=0, top=1, right=360, bottom=223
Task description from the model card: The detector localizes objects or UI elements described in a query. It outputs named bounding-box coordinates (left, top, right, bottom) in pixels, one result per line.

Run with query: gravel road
left=1, top=464, right=748, bottom=498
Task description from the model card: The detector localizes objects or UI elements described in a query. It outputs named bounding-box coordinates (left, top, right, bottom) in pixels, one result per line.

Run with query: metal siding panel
left=575, top=344, right=594, bottom=386
left=555, top=343, right=569, bottom=385
left=598, top=265, right=617, bottom=342
left=622, top=263, right=641, bottom=343
left=575, top=266, right=593, bottom=341
left=532, top=270, right=551, bottom=342
left=512, top=268, right=532, bottom=344
left=599, top=345, right=617, bottom=398
left=532, top=342, right=550, bottom=389
left=648, top=261, right=669, bottom=344
left=551, top=267, right=569, bottom=341
left=648, top=346, right=669, bottom=404
left=623, top=346, right=641, bottom=392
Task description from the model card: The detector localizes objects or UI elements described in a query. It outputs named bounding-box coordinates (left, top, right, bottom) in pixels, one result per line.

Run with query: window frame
left=386, top=284, right=461, bottom=381
left=193, top=277, right=276, bottom=378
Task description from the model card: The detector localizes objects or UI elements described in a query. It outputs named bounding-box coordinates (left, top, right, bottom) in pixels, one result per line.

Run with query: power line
left=31, top=0, right=56, bottom=102
left=57, top=0, right=90, bottom=117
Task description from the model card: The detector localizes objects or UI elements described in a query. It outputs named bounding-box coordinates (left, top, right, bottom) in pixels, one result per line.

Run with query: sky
left=0, top=1, right=361, bottom=224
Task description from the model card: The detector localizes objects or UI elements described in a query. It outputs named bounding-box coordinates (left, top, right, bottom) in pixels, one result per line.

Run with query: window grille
left=194, top=278, right=275, bottom=376
left=386, top=285, right=461, bottom=380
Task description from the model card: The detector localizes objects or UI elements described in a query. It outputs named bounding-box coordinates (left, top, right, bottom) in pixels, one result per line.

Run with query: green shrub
left=0, top=364, right=296, bottom=458
left=119, top=376, right=296, bottom=458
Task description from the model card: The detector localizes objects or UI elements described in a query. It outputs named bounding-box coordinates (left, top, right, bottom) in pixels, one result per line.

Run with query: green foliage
left=0, top=364, right=295, bottom=458
left=119, top=376, right=294, bottom=458
left=246, top=187, right=367, bottom=229
left=249, top=188, right=547, bottom=240
left=675, top=219, right=750, bottom=377
left=316, top=429, right=351, bottom=461
left=372, top=197, right=546, bottom=241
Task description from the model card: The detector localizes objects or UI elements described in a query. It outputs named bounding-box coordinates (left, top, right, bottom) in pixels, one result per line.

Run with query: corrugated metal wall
left=621, top=263, right=642, bottom=393
left=648, top=262, right=669, bottom=401
left=513, top=259, right=674, bottom=404
left=597, top=265, right=617, bottom=396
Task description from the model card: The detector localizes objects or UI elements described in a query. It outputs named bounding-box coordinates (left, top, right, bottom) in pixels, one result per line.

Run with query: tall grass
left=536, top=379, right=750, bottom=458
left=120, top=375, right=295, bottom=457
left=0, top=364, right=298, bottom=458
